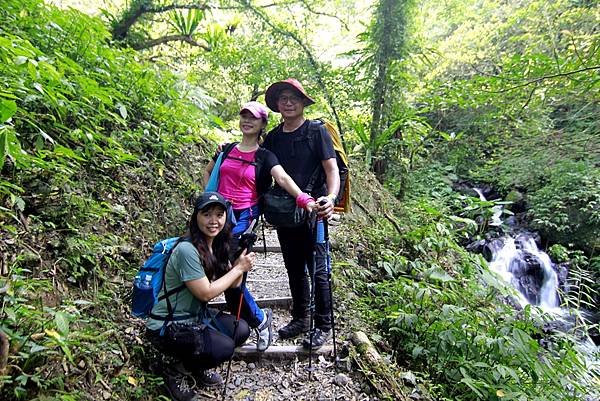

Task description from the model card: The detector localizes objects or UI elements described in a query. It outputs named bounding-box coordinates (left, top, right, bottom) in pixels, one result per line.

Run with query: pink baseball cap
left=239, top=101, right=269, bottom=121
left=265, top=78, right=315, bottom=112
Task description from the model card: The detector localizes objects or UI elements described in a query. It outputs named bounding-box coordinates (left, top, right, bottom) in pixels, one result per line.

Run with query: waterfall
left=488, top=234, right=560, bottom=311
left=471, top=188, right=598, bottom=399
left=473, top=188, right=503, bottom=226
left=473, top=187, right=560, bottom=310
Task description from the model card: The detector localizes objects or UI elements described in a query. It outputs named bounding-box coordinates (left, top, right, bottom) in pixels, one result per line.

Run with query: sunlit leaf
left=55, top=312, right=70, bottom=336
left=426, top=267, right=453, bottom=282
left=29, top=343, right=49, bottom=353
left=0, top=99, right=17, bottom=123
left=14, top=56, right=28, bottom=65
left=45, top=329, right=61, bottom=340
left=117, top=103, right=128, bottom=119
left=33, top=82, right=44, bottom=94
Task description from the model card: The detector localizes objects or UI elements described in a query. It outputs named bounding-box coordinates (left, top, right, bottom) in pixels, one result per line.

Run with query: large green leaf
left=0, top=99, right=17, bottom=123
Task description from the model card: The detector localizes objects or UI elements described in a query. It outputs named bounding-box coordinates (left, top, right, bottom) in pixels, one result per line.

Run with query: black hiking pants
left=277, top=223, right=332, bottom=330
left=146, top=312, right=250, bottom=371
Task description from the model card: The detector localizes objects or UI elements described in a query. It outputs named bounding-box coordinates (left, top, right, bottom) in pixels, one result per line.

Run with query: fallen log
left=351, top=330, right=409, bottom=400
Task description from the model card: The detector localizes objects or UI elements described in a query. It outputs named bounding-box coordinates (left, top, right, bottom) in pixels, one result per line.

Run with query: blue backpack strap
left=206, top=143, right=238, bottom=191
left=206, top=152, right=224, bottom=192
left=151, top=237, right=195, bottom=324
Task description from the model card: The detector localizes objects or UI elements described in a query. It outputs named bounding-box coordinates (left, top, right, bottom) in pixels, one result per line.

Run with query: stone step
left=251, top=245, right=281, bottom=253
left=209, top=296, right=292, bottom=310
left=234, top=344, right=335, bottom=361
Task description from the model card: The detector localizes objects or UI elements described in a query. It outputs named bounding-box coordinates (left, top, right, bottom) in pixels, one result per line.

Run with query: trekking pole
left=222, top=220, right=258, bottom=399
left=323, top=219, right=338, bottom=365
left=222, top=271, right=246, bottom=399
left=306, top=211, right=319, bottom=380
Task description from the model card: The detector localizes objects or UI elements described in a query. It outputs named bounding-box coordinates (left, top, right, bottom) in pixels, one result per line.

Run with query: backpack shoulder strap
left=222, top=141, right=257, bottom=166
left=222, top=142, right=237, bottom=158
left=304, top=119, right=328, bottom=193
left=149, top=237, right=193, bottom=323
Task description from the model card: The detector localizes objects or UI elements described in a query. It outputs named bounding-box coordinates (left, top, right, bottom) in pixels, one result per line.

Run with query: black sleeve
left=261, top=149, right=279, bottom=174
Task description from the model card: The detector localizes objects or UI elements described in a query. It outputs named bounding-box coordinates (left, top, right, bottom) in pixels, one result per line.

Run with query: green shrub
left=528, top=160, right=600, bottom=252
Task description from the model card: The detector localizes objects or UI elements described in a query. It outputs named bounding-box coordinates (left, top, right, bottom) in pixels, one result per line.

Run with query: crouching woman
left=145, top=192, right=255, bottom=399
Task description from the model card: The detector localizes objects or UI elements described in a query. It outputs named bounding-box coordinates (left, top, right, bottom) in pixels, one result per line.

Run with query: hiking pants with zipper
left=225, top=204, right=264, bottom=328
left=276, top=223, right=332, bottom=330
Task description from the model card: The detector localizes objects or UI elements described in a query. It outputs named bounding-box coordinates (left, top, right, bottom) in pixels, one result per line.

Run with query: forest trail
left=140, top=224, right=377, bottom=401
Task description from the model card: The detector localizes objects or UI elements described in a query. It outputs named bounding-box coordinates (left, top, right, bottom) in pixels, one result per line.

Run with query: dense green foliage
left=0, top=0, right=216, bottom=399
left=342, top=167, right=597, bottom=400
left=1, top=0, right=598, bottom=400
left=394, top=0, right=600, bottom=251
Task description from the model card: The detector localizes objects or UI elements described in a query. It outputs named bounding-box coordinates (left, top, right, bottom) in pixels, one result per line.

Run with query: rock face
left=508, top=251, right=546, bottom=305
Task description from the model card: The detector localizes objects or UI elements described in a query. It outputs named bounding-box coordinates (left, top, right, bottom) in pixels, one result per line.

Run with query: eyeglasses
left=277, top=95, right=302, bottom=104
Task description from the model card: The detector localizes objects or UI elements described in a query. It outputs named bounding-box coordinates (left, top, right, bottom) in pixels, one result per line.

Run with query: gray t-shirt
left=146, top=241, right=207, bottom=331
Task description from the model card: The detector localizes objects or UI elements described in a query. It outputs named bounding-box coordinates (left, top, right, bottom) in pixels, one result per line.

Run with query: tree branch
left=487, top=66, right=600, bottom=93
left=112, top=2, right=149, bottom=40
left=298, top=0, right=349, bottom=31
left=0, top=330, right=8, bottom=376
left=237, top=1, right=346, bottom=141
left=131, top=34, right=211, bottom=51
left=111, top=0, right=304, bottom=41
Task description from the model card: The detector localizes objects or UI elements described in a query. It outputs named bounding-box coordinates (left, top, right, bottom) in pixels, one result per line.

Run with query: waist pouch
left=263, top=187, right=306, bottom=228
left=162, top=323, right=209, bottom=358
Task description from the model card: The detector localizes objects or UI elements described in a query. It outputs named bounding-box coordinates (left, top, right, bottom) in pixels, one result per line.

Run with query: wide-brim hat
left=195, top=191, right=228, bottom=211
left=265, top=78, right=315, bottom=112
left=240, top=101, right=269, bottom=121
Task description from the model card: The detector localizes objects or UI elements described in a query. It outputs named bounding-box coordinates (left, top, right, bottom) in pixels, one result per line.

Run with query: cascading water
left=472, top=188, right=560, bottom=310
left=470, top=188, right=598, bottom=399
left=487, top=234, right=560, bottom=311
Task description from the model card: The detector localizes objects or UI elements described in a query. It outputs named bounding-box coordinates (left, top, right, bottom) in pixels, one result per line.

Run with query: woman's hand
left=233, top=249, right=255, bottom=274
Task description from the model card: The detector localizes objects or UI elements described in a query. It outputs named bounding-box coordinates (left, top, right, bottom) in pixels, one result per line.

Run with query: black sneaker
left=302, top=328, right=331, bottom=350
left=164, top=369, right=198, bottom=401
left=256, top=308, right=273, bottom=351
left=195, top=370, right=223, bottom=387
left=278, top=318, right=309, bottom=339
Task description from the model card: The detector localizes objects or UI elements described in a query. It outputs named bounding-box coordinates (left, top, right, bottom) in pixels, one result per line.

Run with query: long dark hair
left=187, top=205, right=231, bottom=280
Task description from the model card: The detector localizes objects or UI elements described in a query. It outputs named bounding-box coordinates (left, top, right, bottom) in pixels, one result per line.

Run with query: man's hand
left=316, top=195, right=335, bottom=219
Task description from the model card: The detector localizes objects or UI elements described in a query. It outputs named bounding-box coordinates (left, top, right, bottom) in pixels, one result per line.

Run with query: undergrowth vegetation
left=1, top=0, right=598, bottom=400
left=1, top=0, right=215, bottom=399
left=338, top=168, right=598, bottom=401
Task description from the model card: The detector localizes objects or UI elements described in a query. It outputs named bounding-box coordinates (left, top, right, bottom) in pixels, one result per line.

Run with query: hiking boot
left=302, top=328, right=331, bottom=350
left=164, top=369, right=198, bottom=401
left=278, top=318, right=309, bottom=339
left=256, top=308, right=273, bottom=351
left=194, top=370, right=223, bottom=387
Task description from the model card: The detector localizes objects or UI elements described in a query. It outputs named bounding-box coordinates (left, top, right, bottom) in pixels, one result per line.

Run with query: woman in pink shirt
left=203, top=101, right=315, bottom=351
left=204, top=101, right=315, bottom=236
